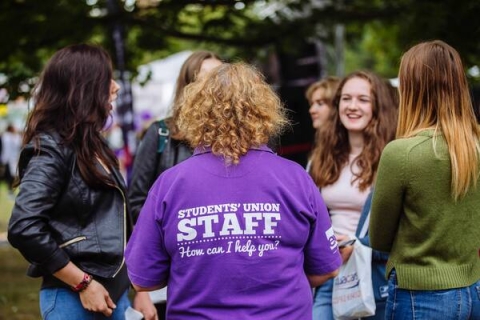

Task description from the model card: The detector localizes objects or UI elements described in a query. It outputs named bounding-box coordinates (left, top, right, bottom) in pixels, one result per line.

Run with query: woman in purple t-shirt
left=125, top=62, right=342, bottom=319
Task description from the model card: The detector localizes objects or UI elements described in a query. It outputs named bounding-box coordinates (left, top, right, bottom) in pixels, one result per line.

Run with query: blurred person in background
left=128, top=50, right=222, bottom=221
left=1, top=124, right=22, bottom=196
left=370, top=40, right=480, bottom=319
left=306, top=76, right=340, bottom=131
left=310, top=70, right=398, bottom=320
left=305, top=76, right=340, bottom=172
left=125, top=62, right=342, bottom=319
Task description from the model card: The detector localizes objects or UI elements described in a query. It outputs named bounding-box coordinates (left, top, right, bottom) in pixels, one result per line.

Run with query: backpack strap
left=157, top=119, right=170, bottom=153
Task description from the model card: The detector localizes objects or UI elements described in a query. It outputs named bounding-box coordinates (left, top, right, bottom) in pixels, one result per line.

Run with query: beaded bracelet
left=71, top=273, right=93, bottom=292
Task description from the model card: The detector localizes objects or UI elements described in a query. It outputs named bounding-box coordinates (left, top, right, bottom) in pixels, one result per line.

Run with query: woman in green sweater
left=370, top=40, right=480, bottom=319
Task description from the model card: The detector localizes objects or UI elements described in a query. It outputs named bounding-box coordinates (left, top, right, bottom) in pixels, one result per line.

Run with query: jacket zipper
left=97, top=157, right=127, bottom=278
left=59, top=236, right=87, bottom=248
left=112, top=184, right=127, bottom=278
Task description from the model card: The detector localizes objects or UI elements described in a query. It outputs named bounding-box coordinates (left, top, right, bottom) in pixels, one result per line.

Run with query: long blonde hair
left=398, top=40, right=480, bottom=199
left=305, top=76, right=340, bottom=106
left=177, top=62, right=289, bottom=164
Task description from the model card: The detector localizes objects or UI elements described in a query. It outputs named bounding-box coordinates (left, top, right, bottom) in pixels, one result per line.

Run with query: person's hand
left=79, top=280, right=116, bottom=317
left=336, top=234, right=354, bottom=264
left=339, top=244, right=354, bottom=263
left=133, top=291, right=158, bottom=320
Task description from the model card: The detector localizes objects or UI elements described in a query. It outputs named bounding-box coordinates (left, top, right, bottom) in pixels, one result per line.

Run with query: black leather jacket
left=8, top=132, right=132, bottom=280
left=128, top=120, right=192, bottom=221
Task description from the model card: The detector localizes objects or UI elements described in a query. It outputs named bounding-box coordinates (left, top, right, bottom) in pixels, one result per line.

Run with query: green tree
left=2, top=0, right=480, bottom=99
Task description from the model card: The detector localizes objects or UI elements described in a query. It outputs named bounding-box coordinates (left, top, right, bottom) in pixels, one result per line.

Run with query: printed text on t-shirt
left=176, top=202, right=282, bottom=258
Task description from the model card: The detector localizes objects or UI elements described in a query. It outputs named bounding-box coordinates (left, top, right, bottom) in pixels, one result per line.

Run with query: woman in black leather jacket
left=7, top=44, right=154, bottom=319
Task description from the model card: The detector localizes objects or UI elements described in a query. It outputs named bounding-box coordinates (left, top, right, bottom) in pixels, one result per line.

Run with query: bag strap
left=358, top=210, right=370, bottom=239
left=157, top=119, right=170, bottom=153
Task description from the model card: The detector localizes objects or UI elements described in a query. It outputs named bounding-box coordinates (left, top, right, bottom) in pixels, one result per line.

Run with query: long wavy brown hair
left=309, top=71, right=398, bottom=191
left=177, top=62, right=289, bottom=164
left=22, top=44, right=118, bottom=188
left=167, top=50, right=221, bottom=138
left=398, top=40, right=480, bottom=199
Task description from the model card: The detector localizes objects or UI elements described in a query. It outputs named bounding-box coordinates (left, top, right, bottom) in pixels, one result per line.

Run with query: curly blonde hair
left=177, top=62, right=289, bottom=164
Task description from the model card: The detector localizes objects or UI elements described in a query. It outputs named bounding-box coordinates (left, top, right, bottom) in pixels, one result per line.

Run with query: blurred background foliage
left=1, top=0, right=480, bottom=100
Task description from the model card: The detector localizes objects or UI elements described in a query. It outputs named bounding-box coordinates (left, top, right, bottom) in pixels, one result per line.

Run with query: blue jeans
left=39, top=287, right=130, bottom=320
left=386, top=270, right=480, bottom=320
left=313, top=278, right=334, bottom=320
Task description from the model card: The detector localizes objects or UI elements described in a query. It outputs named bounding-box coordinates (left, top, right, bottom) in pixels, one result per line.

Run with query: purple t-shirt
left=125, top=146, right=341, bottom=319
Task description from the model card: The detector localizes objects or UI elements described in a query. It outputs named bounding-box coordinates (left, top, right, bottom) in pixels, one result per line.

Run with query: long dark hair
left=23, top=43, right=118, bottom=188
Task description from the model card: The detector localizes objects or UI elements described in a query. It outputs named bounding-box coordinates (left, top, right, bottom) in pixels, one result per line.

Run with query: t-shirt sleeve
left=125, top=183, right=170, bottom=288
left=303, top=181, right=342, bottom=275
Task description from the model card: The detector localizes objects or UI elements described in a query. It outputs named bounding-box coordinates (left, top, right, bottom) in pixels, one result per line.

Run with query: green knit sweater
left=370, top=130, right=480, bottom=290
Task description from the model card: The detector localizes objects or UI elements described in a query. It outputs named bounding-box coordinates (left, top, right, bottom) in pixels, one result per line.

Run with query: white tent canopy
left=131, top=50, right=192, bottom=125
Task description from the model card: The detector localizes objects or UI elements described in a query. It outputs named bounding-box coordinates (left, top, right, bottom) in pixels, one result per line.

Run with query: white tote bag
left=332, top=214, right=376, bottom=319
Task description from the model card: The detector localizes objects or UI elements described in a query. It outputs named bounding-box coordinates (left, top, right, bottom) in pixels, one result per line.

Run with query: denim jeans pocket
left=39, top=288, right=58, bottom=319
left=388, top=269, right=397, bottom=287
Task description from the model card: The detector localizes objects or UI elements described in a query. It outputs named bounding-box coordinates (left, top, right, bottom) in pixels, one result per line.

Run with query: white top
left=321, top=154, right=370, bottom=236
left=1, top=131, right=22, bottom=175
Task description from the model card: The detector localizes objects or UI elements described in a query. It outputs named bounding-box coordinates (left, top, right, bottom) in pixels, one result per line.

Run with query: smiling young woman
left=310, top=70, right=398, bottom=320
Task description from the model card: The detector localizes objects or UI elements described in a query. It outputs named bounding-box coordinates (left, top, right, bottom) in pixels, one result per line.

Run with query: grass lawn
left=0, top=182, right=14, bottom=236
left=0, top=246, right=41, bottom=319
left=0, top=183, right=41, bottom=319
